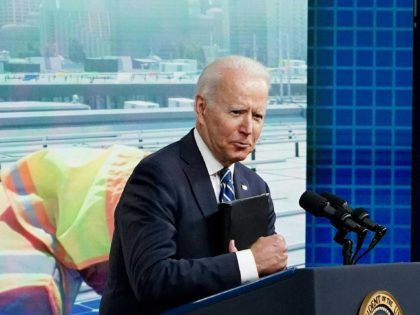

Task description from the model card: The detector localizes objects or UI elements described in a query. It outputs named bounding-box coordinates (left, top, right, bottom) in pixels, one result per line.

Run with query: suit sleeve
left=266, top=183, right=276, bottom=236
left=115, top=160, right=241, bottom=309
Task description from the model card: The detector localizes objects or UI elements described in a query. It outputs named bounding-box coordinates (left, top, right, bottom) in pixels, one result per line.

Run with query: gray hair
left=195, top=55, right=271, bottom=103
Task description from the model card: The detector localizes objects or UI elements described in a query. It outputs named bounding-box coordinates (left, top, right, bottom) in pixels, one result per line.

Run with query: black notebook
left=218, top=193, right=270, bottom=252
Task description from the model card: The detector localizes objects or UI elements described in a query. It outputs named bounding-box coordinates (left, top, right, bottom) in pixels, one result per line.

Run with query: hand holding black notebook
left=218, top=193, right=270, bottom=252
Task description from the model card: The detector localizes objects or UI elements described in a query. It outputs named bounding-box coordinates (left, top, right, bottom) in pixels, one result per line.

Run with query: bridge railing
left=0, top=124, right=305, bottom=171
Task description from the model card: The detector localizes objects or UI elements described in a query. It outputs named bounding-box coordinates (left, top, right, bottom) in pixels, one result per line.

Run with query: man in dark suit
left=100, top=55, right=288, bottom=314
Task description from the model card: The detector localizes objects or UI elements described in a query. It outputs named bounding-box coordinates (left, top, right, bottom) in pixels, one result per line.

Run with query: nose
left=239, top=113, right=253, bottom=135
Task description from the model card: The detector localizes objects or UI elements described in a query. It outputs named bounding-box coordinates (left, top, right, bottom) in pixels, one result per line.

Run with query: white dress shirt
left=193, top=128, right=259, bottom=283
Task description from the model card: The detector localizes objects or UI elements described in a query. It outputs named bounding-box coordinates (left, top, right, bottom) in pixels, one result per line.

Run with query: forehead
left=217, top=69, right=268, bottom=94
left=220, top=67, right=268, bottom=86
left=215, top=75, right=269, bottom=102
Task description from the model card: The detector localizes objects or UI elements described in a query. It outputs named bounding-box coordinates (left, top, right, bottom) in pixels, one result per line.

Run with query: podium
left=164, top=263, right=420, bottom=315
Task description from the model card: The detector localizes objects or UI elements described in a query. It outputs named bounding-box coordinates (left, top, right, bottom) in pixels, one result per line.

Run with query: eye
left=253, top=113, right=264, bottom=121
left=231, top=109, right=243, bottom=116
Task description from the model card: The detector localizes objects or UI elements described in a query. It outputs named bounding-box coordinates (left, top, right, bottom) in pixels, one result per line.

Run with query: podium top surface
left=163, top=263, right=420, bottom=315
left=163, top=267, right=297, bottom=314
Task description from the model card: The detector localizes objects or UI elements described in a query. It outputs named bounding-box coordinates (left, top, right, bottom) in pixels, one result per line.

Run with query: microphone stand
left=350, top=229, right=368, bottom=264
left=334, top=228, right=353, bottom=265
left=353, top=228, right=387, bottom=264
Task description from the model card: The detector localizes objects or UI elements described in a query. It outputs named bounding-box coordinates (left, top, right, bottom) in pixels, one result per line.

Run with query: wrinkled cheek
left=236, top=147, right=252, bottom=157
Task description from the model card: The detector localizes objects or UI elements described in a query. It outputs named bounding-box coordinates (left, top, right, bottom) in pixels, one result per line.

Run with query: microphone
left=299, top=191, right=367, bottom=235
left=352, top=207, right=387, bottom=236
left=320, top=191, right=387, bottom=257
left=320, top=192, right=387, bottom=236
left=320, top=192, right=351, bottom=213
left=352, top=207, right=387, bottom=250
left=320, top=192, right=367, bottom=255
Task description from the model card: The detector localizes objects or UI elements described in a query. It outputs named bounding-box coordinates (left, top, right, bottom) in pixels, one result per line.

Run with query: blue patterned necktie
left=218, top=167, right=235, bottom=203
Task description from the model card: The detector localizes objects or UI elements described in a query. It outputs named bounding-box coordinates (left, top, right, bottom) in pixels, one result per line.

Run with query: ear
left=195, top=94, right=207, bottom=124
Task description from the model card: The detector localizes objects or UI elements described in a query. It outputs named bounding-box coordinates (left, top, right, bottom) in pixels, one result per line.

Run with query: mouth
left=232, top=142, right=252, bottom=149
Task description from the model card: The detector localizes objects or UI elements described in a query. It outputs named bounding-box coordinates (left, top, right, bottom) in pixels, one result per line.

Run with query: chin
left=224, top=148, right=253, bottom=164
left=230, top=154, right=249, bottom=163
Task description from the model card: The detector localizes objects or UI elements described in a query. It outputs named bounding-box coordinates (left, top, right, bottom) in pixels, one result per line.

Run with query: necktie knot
left=218, top=167, right=235, bottom=203
left=219, top=167, right=232, bottom=183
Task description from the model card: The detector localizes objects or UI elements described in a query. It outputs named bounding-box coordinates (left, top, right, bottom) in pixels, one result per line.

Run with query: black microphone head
left=321, top=192, right=347, bottom=207
left=299, top=190, right=328, bottom=217
left=299, top=191, right=368, bottom=235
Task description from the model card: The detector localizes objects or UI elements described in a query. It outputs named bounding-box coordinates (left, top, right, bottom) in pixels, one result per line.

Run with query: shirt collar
left=194, top=128, right=234, bottom=176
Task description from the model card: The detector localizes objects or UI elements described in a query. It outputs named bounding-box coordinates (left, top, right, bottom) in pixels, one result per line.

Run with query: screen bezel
left=411, top=0, right=419, bottom=261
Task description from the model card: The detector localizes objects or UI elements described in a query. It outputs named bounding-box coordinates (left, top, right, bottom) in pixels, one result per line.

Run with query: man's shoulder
left=235, top=162, right=267, bottom=185
left=235, top=162, right=259, bottom=176
left=141, top=140, right=181, bottom=165
left=140, top=130, right=196, bottom=166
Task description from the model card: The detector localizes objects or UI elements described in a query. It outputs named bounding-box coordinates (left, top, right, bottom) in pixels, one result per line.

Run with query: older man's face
left=196, top=75, right=268, bottom=166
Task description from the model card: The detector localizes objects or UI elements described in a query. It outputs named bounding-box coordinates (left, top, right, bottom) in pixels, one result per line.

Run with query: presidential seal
left=359, top=290, right=403, bottom=315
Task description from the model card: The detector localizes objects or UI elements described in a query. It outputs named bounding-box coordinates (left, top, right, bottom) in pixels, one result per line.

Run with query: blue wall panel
left=306, top=0, right=413, bottom=266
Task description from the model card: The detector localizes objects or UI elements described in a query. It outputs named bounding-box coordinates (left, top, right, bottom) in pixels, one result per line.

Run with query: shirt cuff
left=236, top=249, right=259, bottom=284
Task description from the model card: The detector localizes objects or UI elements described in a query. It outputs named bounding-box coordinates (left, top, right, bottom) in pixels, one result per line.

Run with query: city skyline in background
left=0, top=0, right=307, bottom=71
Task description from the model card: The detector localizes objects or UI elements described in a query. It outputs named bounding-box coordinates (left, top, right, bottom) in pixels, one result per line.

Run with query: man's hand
left=250, top=234, right=288, bottom=276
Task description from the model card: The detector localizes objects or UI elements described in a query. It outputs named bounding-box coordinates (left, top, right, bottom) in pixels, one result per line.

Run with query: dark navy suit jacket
left=100, top=129, right=276, bottom=314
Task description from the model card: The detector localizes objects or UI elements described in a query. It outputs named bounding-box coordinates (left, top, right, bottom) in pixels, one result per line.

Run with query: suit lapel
left=233, top=166, right=252, bottom=199
left=180, top=130, right=219, bottom=218
left=179, top=130, right=256, bottom=215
